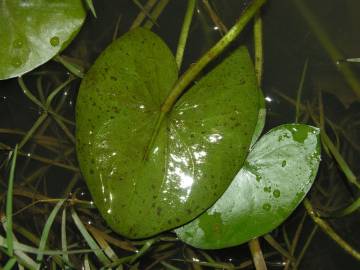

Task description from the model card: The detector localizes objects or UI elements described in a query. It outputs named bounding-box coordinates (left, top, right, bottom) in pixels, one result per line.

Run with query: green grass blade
left=18, top=112, right=48, bottom=149
left=321, top=196, right=360, bottom=218
left=84, top=0, right=97, bottom=18
left=18, top=77, right=46, bottom=110
left=6, top=145, right=18, bottom=257
left=45, top=78, right=75, bottom=109
left=321, top=131, right=360, bottom=189
left=70, top=207, right=111, bottom=265
left=36, top=199, right=65, bottom=265
left=295, top=58, right=309, bottom=123
left=0, top=234, right=94, bottom=256
left=160, top=261, right=181, bottom=270
left=132, top=0, right=158, bottom=27
left=61, top=208, right=71, bottom=267
left=54, top=55, right=84, bottom=78
left=130, top=0, right=157, bottom=29
left=84, top=254, right=91, bottom=270
left=3, top=257, right=17, bottom=270
left=143, top=0, right=170, bottom=29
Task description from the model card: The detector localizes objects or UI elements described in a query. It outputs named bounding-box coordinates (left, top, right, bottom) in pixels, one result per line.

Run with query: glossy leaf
left=176, top=124, right=321, bottom=249
left=0, top=0, right=86, bottom=80
left=76, top=28, right=261, bottom=238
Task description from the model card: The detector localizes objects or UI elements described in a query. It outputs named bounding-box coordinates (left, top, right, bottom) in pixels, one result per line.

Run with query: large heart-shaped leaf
left=76, top=28, right=261, bottom=238
left=176, top=124, right=321, bottom=249
left=0, top=0, right=86, bottom=80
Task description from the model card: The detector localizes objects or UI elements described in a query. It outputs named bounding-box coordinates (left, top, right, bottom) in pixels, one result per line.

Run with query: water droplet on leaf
left=273, top=189, right=281, bottom=198
left=11, top=57, right=22, bottom=67
left=262, top=203, right=271, bottom=211
left=13, top=39, right=24, bottom=48
left=50, top=36, right=60, bottom=46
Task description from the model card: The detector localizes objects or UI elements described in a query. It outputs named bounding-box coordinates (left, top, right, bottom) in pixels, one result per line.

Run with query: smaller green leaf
left=0, top=0, right=86, bottom=80
left=176, top=124, right=321, bottom=249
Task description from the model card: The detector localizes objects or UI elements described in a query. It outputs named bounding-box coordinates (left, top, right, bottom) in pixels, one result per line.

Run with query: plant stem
left=295, top=58, right=308, bottom=123
left=263, top=234, right=294, bottom=262
left=131, top=0, right=158, bottom=29
left=175, top=0, right=196, bottom=69
left=144, top=0, right=266, bottom=159
left=303, top=199, right=360, bottom=261
left=253, top=12, right=263, bottom=85
left=143, top=0, right=170, bottom=29
left=248, top=238, right=267, bottom=270
left=321, top=131, right=360, bottom=189
left=292, top=0, right=360, bottom=98
left=202, top=0, right=228, bottom=35
left=162, top=0, right=266, bottom=113
left=6, top=145, right=18, bottom=257
left=131, top=0, right=158, bottom=27
left=294, top=225, right=318, bottom=269
left=320, top=196, right=360, bottom=218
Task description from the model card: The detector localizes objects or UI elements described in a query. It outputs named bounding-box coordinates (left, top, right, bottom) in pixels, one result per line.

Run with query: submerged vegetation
left=0, top=0, right=359, bottom=269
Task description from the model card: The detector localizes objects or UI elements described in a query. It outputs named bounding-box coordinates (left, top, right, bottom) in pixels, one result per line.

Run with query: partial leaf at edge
left=0, top=0, right=86, bottom=79
left=176, top=124, right=321, bottom=249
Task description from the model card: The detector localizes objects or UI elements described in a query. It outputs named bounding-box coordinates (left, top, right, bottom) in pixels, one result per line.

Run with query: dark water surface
left=1, top=0, right=359, bottom=269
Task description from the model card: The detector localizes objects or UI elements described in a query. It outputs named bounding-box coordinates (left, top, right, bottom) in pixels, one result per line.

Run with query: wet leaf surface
left=176, top=124, right=320, bottom=249
left=76, top=28, right=261, bottom=238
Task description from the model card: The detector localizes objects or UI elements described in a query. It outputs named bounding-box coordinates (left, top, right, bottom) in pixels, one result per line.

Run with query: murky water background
left=1, top=0, right=359, bottom=269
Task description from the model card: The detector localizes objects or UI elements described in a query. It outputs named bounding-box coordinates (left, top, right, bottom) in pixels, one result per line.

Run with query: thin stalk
left=253, top=12, right=263, bottom=85
left=51, top=114, right=76, bottom=144
left=36, top=199, right=66, bottom=266
left=295, top=58, right=309, bottom=123
left=282, top=225, right=291, bottom=250
left=320, top=196, right=360, bottom=218
left=131, top=0, right=158, bottom=29
left=292, top=0, right=360, bottom=98
left=290, top=213, right=307, bottom=255
left=303, top=199, right=360, bottom=261
left=202, top=0, right=228, bottom=35
left=84, top=225, right=135, bottom=252
left=321, top=131, right=360, bottom=189
left=84, top=0, right=97, bottom=18
left=248, top=238, right=267, bottom=270
left=143, top=0, right=170, bottom=29
left=113, top=15, right=123, bottom=41
left=18, top=77, right=45, bottom=110
left=284, top=212, right=307, bottom=270
left=6, top=145, right=18, bottom=257
left=162, top=0, right=266, bottom=113
left=263, top=234, right=294, bottom=262
left=131, top=0, right=159, bottom=27
left=294, top=225, right=318, bottom=270
left=18, top=113, right=48, bottom=149
left=45, top=78, right=75, bottom=109
left=61, top=208, right=71, bottom=267
left=71, top=208, right=111, bottom=265
left=54, top=55, right=84, bottom=78
left=175, top=0, right=196, bottom=69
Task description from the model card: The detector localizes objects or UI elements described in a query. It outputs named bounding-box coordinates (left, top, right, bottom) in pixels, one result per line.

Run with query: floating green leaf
left=76, top=28, right=261, bottom=238
left=176, top=124, right=321, bottom=249
left=0, top=0, right=86, bottom=80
